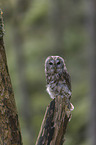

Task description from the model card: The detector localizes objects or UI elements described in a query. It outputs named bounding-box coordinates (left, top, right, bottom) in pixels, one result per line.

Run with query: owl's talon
left=70, top=103, right=74, bottom=111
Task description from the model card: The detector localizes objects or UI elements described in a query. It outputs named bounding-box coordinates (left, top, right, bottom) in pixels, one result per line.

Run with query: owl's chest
left=50, top=81, right=68, bottom=92
left=47, top=80, right=71, bottom=99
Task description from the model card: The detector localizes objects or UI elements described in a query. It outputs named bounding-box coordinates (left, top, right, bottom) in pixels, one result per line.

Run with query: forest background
left=0, top=0, right=94, bottom=145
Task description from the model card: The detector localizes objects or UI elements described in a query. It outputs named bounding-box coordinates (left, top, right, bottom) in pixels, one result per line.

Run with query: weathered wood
left=36, top=95, right=71, bottom=145
left=0, top=10, right=22, bottom=145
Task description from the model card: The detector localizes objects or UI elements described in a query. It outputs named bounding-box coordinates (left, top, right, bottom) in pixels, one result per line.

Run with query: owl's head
left=45, top=56, right=66, bottom=74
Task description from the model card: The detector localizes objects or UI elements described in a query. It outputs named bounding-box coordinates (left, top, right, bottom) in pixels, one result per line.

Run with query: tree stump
left=36, top=95, right=72, bottom=145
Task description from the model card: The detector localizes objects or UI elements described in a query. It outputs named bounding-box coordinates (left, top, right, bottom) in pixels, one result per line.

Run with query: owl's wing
left=63, top=70, right=71, bottom=91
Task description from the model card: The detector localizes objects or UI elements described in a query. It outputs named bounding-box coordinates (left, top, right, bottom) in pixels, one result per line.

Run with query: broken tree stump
left=36, top=95, right=72, bottom=145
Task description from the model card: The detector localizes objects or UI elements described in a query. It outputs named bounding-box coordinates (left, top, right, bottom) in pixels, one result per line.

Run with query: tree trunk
left=0, top=10, right=22, bottom=145
left=35, top=94, right=71, bottom=145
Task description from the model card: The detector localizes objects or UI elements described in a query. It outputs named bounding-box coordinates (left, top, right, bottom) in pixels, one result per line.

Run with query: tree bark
left=0, top=10, right=22, bottom=145
left=35, top=96, right=71, bottom=145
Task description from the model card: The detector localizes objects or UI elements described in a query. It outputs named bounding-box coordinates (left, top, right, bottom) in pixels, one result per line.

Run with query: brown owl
left=45, top=56, right=74, bottom=117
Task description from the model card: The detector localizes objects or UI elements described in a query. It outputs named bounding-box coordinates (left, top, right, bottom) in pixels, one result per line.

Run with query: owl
left=45, top=56, right=74, bottom=117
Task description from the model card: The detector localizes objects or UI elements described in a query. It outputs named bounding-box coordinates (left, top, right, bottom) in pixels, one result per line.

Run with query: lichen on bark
left=0, top=10, right=4, bottom=39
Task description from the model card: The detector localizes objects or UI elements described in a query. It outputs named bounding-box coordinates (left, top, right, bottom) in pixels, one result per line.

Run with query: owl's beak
left=51, top=66, right=56, bottom=74
left=54, top=67, right=57, bottom=73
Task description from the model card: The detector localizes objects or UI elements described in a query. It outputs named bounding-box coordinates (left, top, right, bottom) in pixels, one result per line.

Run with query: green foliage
left=23, top=0, right=48, bottom=26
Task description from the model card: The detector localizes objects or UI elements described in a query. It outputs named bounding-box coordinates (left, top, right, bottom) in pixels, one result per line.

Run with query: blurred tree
left=12, top=0, right=34, bottom=144
left=49, top=0, right=64, bottom=55
left=86, top=0, right=96, bottom=144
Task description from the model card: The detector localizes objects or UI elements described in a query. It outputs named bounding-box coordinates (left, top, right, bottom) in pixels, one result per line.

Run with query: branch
left=0, top=10, right=22, bottom=145
left=36, top=96, right=71, bottom=145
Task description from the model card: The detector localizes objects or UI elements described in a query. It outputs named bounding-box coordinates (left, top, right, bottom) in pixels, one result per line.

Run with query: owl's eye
left=57, top=61, right=60, bottom=65
left=49, top=62, right=53, bottom=65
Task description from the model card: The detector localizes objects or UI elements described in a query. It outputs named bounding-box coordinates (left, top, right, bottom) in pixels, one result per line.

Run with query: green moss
left=0, top=9, right=4, bottom=38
